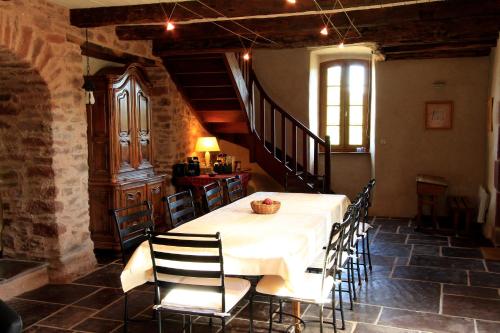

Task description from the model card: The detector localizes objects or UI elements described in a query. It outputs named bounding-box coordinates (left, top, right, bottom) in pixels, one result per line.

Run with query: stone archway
left=0, top=46, right=59, bottom=261
left=0, top=9, right=96, bottom=281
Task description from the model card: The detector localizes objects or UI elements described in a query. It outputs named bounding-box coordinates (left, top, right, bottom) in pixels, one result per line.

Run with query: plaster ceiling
left=50, top=0, right=188, bottom=9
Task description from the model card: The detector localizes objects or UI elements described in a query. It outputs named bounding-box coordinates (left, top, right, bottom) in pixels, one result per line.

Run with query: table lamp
left=195, top=136, right=220, bottom=167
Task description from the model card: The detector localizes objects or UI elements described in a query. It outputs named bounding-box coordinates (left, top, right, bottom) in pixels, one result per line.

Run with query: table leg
left=292, top=301, right=301, bottom=332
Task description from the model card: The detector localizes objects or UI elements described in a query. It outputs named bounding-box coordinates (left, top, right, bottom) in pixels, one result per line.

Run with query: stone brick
left=27, top=166, right=55, bottom=178
left=33, top=223, right=59, bottom=237
left=27, top=200, right=55, bottom=214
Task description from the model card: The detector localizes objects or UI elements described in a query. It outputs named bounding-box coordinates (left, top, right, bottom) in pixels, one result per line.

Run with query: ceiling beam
left=385, top=48, right=492, bottom=60
left=70, top=0, right=421, bottom=28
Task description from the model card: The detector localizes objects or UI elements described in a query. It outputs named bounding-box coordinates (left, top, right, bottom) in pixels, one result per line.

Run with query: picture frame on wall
left=425, top=101, right=453, bottom=129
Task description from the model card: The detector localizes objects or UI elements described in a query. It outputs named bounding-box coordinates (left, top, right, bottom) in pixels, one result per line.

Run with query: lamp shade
left=195, top=137, right=220, bottom=152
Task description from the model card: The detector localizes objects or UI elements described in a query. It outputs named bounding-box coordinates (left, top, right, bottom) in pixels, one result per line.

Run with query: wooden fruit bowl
left=250, top=200, right=281, bottom=214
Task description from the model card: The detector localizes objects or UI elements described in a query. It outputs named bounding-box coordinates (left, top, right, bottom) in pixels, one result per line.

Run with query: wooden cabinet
left=87, top=63, right=167, bottom=250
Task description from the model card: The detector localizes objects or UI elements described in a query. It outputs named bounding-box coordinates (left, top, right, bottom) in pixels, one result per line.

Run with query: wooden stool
left=448, top=196, right=475, bottom=236
left=416, top=175, right=448, bottom=230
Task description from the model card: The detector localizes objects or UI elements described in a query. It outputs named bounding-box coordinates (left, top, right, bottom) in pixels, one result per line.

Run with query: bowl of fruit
left=250, top=198, right=281, bottom=214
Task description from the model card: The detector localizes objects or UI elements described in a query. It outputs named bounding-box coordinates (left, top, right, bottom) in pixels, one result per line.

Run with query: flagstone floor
left=7, top=217, right=500, bottom=333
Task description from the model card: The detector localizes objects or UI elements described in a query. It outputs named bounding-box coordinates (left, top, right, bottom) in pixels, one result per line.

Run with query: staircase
left=162, top=53, right=332, bottom=193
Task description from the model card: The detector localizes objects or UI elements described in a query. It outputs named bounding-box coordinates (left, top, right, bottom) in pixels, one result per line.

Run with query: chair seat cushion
left=157, top=277, right=250, bottom=316
left=256, top=273, right=339, bottom=304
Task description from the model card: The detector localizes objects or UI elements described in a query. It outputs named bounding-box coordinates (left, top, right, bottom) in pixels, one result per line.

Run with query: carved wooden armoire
left=87, top=63, right=166, bottom=250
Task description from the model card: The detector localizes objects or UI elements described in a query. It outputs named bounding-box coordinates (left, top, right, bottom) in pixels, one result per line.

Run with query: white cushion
left=156, top=277, right=250, bottom=316
left=360, top=222, right=372, bottom=233
left=256, top=273, right=339, bottom=304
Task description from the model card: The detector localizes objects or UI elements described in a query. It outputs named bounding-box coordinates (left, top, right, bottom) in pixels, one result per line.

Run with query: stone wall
left=0, top=0, right=209, bottom=281
left=146, top=67, right=210, bottom=193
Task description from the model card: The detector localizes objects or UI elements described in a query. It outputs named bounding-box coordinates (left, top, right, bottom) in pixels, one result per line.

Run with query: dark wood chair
left=223, top=176, right=244, bottom=203
left=202, top=181, right=224, bottom=213
left=163, top=190, right=196, bottom=229
left=111, top=201, right=155, bottom=332
left=147, top=231, right=253, bottom=333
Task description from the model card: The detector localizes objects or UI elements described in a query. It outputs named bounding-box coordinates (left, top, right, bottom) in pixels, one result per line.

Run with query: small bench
left=447, top=196, right=476, bottom=235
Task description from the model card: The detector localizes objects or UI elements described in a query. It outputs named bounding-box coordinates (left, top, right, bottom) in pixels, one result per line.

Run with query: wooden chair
left=223, top=177, right=244, bottom=203
left=147, top=231, right=253, bottom=333
left=111, top=201, right=155, bottom=332
left=256, top=220, right=347, bottom=333
left=164, top=190, right=196, bottom=229
left=202, top=182, right=224, bottom=213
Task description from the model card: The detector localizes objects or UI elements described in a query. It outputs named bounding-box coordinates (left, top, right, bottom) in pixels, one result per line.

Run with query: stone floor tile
left=356, top=277, right=440, bottom=312
left=369, top=255, right=396, bottom=267
left=74, top=263, right=123, bottom=289
left=377, top=224, right=399, bottom=233
left=94, top=291, right=153, bottom=321
left=480, top=247, right=500, bottom=260
left=72, top=317, right=122, bottom=333
left=24, top=326, right=72, bottom=333
left=442, top=294, right=500, bottom=321
left=441, top=247, right=483, bottom=259
left=370, top=243, right=411, bottom=257
left=236, top=300, right=279, bottom=321
left=352, top=323, right=419, bottom=333
left=17, top=284, right=99, bottom=305
left=373, top=233, right=407, bottom=244
left=469, top=271, right=500, bottom=288
left=410, top=255, right=485, bottom=271
left=397, top=226, right=418, bottom=235
left=476, top=320, right=500, bottom=333
left=340, top=303, right=380, bottom=324
left=392, top=265, right=467, bottom=284
left=412, top=245, right=440, bottom=256
left=6, top=298, right=63, bottom=328
left=38, top=305, right=95, bottom=329
left=0, top=259, right=45, bottom=280
left=74, top=287, right=123, bottom=309
left=443, top=284, right=500, bottom=299
left=450, top=237, right=489, bottom=248
left=485, top=260, right=500, bottom=273
left=378, top=307, right=474, bottom=333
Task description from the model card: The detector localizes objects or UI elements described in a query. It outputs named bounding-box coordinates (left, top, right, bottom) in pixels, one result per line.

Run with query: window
left=320, top=60, right=370, bottom=152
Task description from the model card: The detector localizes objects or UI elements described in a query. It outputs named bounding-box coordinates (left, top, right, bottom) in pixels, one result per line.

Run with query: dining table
left=121, top=191, right=350, bottom=330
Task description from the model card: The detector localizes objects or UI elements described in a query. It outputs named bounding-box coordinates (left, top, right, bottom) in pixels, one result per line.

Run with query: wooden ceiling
left=70, top=0, right=500, bottom=60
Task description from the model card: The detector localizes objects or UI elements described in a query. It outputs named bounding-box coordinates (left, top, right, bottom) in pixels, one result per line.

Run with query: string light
left=166, top=21, right=175, bottom=30
left=339, top=41, right=344, bottom=48
left=243, top=52, right=250, bottom=61
left=320, top=26, right=329, bottom=36
left=286, top=0, right=296, bottom=3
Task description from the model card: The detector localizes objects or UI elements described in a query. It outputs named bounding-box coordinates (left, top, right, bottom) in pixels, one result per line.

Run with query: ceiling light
left=166, top=21, right=175, bottom=31
left=243, top=52, right=250, bottom=61
left=287, top=0, right=296, bottom=3
left=320, top=27, right=328, bottom=36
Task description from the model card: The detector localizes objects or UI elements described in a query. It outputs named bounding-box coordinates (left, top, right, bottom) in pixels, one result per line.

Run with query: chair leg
left=268, top=297, right=274, bottom=333
left=331, top=288, right=338, bottom=333
left=123, top=292, right=128, bottom=333
left=366, top=232, right=373, bottom=271
left=361, top=236, right=368, bottom=282
left=355, top=245, right=362, bottom=286
left=337, top=273, right=345, bottom=330
left=278, top=300, right=283, bottom=323
left=346, top=264, right=353, bottom=310
left=188, top=315, right=192, bottom=333
left=350, top=258, right=357, bottom=301
left=222, top=318, right=226, bottom=333
left=319, top=304, right=324, bottom=333
left=157, top=311, right=162, bottom=333
left=249, top=295, right=254, bottom=333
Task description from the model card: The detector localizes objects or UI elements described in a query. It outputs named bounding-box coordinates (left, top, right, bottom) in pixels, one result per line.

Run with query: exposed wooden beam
left=381, top=40, right=498, bottom=55
left=67, top=34, right=158, bottom=66
left=385, top=48, right=492, bottom=60
left=70, top=0, right=419, bottom=28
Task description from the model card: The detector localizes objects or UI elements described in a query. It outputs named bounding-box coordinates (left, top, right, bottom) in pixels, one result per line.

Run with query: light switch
left=380, top=138, right=387, bottom=145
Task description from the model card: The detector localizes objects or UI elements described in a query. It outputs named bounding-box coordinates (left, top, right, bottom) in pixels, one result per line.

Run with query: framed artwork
left=425, top=101, right=453, bottom=129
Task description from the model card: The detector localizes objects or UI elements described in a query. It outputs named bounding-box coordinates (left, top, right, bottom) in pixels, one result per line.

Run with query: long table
left=120, top=191, right=350, bottom=327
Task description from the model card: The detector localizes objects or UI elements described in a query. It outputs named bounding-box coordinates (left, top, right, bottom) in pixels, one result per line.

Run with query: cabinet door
left=114, top=78, right=135, bottom=173
left=135, top=80, right=153, bottom=169
left=121, top=184, right=146, bottom=209
left=147, top=181, right=166, bottom=230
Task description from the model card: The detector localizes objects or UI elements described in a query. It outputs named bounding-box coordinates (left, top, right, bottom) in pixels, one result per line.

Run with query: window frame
left=319, top=59, right=371, bottom=152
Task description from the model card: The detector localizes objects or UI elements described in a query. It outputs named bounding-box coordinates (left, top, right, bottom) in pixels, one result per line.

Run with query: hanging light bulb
left=243, top=52, right=250, bottom=61
left=320, top=26, right=328, bottom=36
left=339, top=42, right=345, bottom=48
left=166, top=21, right=175, bottom=31
left=286, top=0, right=296, bottom=3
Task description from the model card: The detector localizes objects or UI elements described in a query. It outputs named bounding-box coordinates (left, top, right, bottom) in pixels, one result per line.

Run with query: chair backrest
left=341, top=198, right=362, bottom=253
left=361, top=178, right=376, bottom=222
left=202, top=181, right=224, bottom=212
left=164, top=190, right=196, bottom=229
left=223, top=177, right=243, bottom=203
left=147, top=231, right=226, bottom=313
left=112, top=201, right=154, bottom=265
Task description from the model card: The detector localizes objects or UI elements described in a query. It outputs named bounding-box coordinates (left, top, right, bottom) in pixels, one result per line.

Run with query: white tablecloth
left=120, top=192, right=350, bottom=292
